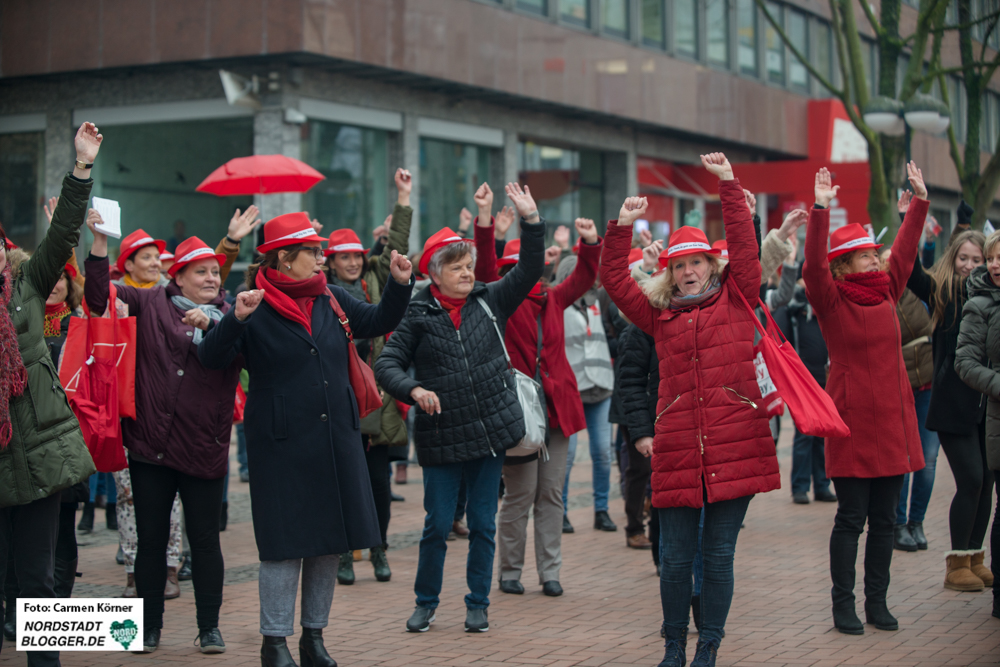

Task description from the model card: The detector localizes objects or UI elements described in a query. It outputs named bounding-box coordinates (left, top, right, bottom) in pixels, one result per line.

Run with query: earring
left=285, top=264, right=291, bottom=269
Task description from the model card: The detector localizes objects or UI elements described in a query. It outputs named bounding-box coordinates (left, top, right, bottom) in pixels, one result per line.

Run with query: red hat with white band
left=660, top=226, right=720, bottom=267
left=827, top=223, right=882, bottom=262
left=167, top=237, right=227, bottom=277
left=418, top=227, right=471, bottom=276
left=256, top=212, right=325, bottom=254
left=627, top=247, right=644, bottom=270
left=497, top=239, right=521, bottom=267
left=712, top=240, right=729, bottom=259
left=324, top=229, right=369, bottom=257
left=116, top=229, right=166, bottom=275
left=159, top=251, right=174, bottom=261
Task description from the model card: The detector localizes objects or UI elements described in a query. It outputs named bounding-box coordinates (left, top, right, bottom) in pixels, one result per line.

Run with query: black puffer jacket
left=617, top=324, right=659, bottom=442
left=375, top=218, right=546, bottom=466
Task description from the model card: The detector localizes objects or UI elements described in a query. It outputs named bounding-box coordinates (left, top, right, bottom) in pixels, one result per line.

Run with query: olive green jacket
left=1, top=174, right=96, bottom=508
left=955, top=265, right=1000, bottom=471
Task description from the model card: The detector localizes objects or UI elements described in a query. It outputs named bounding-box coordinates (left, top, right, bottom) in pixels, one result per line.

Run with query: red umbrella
left=196, top=155, right=326, bottom=196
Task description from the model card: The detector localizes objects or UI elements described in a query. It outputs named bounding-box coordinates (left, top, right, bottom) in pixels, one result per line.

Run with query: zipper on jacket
left=456, top=329, right=496, bottom=457
left=654, top=394, right=681, bottom=424
left=723, top=386, right=758, bottom=410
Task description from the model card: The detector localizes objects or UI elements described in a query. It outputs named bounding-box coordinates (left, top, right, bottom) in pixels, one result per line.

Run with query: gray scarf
left=170, top=296, right=224, bottom=345
left=330, top=275, right=368, bottom=303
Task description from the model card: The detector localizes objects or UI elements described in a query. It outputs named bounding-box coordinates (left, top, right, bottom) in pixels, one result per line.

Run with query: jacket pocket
left=273, top=395, right=287, bottom=440
left=27, top=361, right=69, bottom=432
left=723, top=386, right=758, bottom=410
left=655, top=394, right=681, bottom=424
left=346, top=386, right=361, bottom=430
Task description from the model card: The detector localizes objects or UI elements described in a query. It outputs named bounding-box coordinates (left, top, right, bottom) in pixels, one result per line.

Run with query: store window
left=787, top=9, right=809, bottom=91
left=301, top=121, right=389, bottom=247
left=764, top=2, right=785, bottom=85
left=518, top=142, right=603, bottom=240
left=420, top=138, right=493, bottom=241
left=736, top=0, right=758, bottom=75
left=641, top=0, right=665, bottom=48
left=518, top=0, right=547, bottom=15
left=707, top=0, right=729, bottom=66
left=674, top=0, right=698, bottom=57
left=602, top=0, right=629, bottom=38
left=811, top=18, right=833, bottom=90
left=89, top=118, right=254, bottom=264
left=0, top=132, right=44, bottom=251
left=561, top=0, right=589, bottom=26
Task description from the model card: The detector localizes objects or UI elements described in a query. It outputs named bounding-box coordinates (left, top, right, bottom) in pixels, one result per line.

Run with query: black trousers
left=622, top=426, right=653, bottom=537
left=130, top=458, right=224, bottom=630
left=0, top=492, right=61, bottom=666
left=938, top=421, right=994, bottom=551
left=363, top=441, right=391, bottom=546
left=992, top=471, right=999, bottom=609
left=829, top=475, right=903, bottom=610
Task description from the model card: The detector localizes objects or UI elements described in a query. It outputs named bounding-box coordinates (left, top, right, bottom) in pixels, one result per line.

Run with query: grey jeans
left=497, top=431, right=570, bottom=584
left=259, top=554, right=339, bottom=636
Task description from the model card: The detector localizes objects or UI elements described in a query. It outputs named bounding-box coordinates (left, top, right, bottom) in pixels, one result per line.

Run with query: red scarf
left=44, top=301, right=71, bottom=338
left=0, top=266, right=27, bottom=448
left=430, top=284, right=467, bottom=329
left=836, top=271, right=891, bottom=306
left=255, top=268, right=327, bottom=334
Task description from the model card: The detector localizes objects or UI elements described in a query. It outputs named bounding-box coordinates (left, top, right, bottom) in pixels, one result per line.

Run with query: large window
left=811, top=18, right=833, bottom=89
left=787, top=9, right=809, bottom=90
left=736, top=0, right=758, bottom=75
left=859, top=39, right=876, bottom=97
left=764, top=2, right=785, bottom=85
left=602, top=0, right=629, bottom=38
left=90, top=118, right=254, bottom=264
left=641, top=0, right=665, bottom=48
left=518, top=143, right=603, bottom=240
left=673, top=0, right=698, bottom=57
left=0, top=132, right=44, bottom=251
left=420, top=139, right=493, bottom=241
left=707, top=0, right=729, bottom=65
left=561, top=0, right=589, bottom=26
left=302, top=121, right=389, bottom=248
left=517, top=0, right=547, bottom=14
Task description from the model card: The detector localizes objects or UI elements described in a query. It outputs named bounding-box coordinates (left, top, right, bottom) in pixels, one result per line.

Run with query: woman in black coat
left=199, top=213, right=412, bottom=667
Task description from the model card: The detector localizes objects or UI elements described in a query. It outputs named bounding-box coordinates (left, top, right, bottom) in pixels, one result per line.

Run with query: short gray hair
left=428, top=242, right=476, bottom=279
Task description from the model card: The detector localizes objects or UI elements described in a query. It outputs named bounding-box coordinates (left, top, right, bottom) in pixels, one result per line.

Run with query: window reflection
left=518, top=142, right=604, bottom=240
left=602, top=0, right=629, bottom=38
left=0, top=132, right=43, bottom=251
left=642, top=0, right=665, bottom=48
left=737, top=0, right=757, bottom=75
left=419, top=138, right=492, bottom=241
left=811, top=18, right=832, bottom=92
left=517, top=0, right=547, bottom=14
left=707, top=0, right=729, bottom=65
left=787, top=9, right=808, bottom=90
left=674, top=0, right=698, bottom=57
left=561, top=0, right=589, bottom=26
left=765, top=2, right=784, bottom=84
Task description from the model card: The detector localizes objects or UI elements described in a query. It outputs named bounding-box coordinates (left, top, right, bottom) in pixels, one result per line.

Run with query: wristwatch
left=75, top=159, right=94, bottom=170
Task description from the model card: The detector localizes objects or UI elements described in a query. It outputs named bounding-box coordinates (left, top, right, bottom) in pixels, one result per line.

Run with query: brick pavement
left=2, top=420, right=997, bottom=667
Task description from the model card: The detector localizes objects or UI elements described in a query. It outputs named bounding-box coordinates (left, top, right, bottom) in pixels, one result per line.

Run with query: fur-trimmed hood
left=6, top=248, right=30, bottom=281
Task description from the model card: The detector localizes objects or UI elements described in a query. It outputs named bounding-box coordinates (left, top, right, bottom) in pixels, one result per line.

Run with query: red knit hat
left=324, top=228, right=369, bottom=257
left=418, top=227, right=471, bottom=276
left=256, top=213, right=325, bottom=254
left=168, top=237, right=227, bottom=277
left=827, top=223, right=882, bottom=262
left=116, top=229, right=166, bottom=275
left=497, top=239, right=521, bottom=267
left=627, top=247, right=644, bottom=270
left=712, top=240, right=729, bottom=259
left=662, top=226, right=720, bottom=265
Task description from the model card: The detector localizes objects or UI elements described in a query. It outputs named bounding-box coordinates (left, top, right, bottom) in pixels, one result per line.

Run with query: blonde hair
left=984, top=230, right=1000, bottom=260
left=926, top=229, right=986, bottom=329
left=640, top=253, right=721, bottom=309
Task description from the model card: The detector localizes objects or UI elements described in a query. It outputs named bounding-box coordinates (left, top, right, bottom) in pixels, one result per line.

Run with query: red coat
left=600, top=179, right=779, bottom=509
left=802, top=201, right=927, bottom=479
left=474, top=221, right=599, bottom=437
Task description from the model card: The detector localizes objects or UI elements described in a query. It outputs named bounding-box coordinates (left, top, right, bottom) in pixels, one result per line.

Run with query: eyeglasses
left=301, top=247, right=325, bottom=260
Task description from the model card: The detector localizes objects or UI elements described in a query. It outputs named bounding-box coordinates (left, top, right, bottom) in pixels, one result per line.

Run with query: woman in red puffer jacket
left=802, top=163, right=928, bottom=637
left=601, top=153, right=778, bottom=667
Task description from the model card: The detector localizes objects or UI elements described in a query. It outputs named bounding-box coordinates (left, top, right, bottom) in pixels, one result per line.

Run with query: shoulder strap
left=476, top=297, right=512, bottom=367
left=325, top=288, right=354, bottom=342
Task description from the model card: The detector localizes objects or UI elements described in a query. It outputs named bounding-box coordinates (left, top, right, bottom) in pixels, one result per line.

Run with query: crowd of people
left=0, top=125, right=997, bottom=667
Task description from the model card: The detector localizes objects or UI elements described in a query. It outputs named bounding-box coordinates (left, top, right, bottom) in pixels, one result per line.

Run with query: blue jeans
left=236, top=422, right=248, bottom=475
left=415, top=452, right=505, bottom=610
left=88, top=472, right=117, bottom=504
left=897, top=387, right=939, bottom=524
left=692, top=508, right=705, bottom=597
left=659, top=494, right=752, bottom=646
left=563, top=398, right=612, bottom=513
left=790, top=428, right=831, bottom=495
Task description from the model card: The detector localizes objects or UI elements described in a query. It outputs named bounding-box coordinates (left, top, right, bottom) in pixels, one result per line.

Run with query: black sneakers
left=594, top=511, right=617, bottom=532
left=406, top=607, right=436, bottom=632
left=464, top=608, right=489, bottom=633
left=195, top=627, right=226, bottom=654
left=134, top=627, right=160, bottom=653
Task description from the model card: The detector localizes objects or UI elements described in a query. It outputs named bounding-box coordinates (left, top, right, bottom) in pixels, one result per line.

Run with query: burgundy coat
left=84, top=256, right=241, bottom=479
left=802, top=200, right=927, bottom=479
left=601, top=179, right=779, bottom=509
left=474, top=221, right=600, bottom=437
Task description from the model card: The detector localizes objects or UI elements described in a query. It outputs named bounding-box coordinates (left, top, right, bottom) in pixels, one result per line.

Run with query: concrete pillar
left=43, top=108, right=74, bottom=247
left=253, top=109, right=302, bottom=222
left=503, top=129, right=520, bottom=239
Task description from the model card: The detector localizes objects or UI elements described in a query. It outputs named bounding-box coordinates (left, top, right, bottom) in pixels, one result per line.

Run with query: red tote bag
left=732, top=287, right=851, bottom=439
left=59, top=284, right=129, bottom=472
left=60, top=284, right=137, bottom=419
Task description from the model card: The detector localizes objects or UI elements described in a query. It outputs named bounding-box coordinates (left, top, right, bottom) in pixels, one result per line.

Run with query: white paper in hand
left=984, top=220, right=995, bottom=235
left=91, top=197, right=122, bottom=239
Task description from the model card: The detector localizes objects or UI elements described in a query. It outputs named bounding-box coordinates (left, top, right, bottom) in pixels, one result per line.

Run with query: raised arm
left=600, top=197, right=656, bottom=336
left=486, top=183, right=546, bottom=318
left=83, top=213, right=148, bottom=317
left=705, top=152, right=761, bottom=303
left=802, top=167, right=842, bottom=316
left=336, top=251, right=413, bottom=339
left=551, top=218, right=601, bottom=310
left=216, top=205, right=261, bottom=283
left=370, top=169, right=414, bottom=286
left=888, top=161, right=930, bottom=302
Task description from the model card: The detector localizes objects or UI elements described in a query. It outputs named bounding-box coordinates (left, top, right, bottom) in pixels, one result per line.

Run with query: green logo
left=109, top=620, right=138, bottom=650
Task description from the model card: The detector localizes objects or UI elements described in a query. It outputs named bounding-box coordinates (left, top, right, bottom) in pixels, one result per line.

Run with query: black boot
left=907, top=521, right=927, bottom=550
left=77, top=502, right=94, bottom=533
left=220, top=501, right=228, bottom=532
left=177, top=551, right=193, bottom=581
left=690, top=638, right=719, bottom=667
left=261, top=636, right=298, bottom=667
left=892, top=524, right=917, bottom=552
left=864, top=601, right=898, bottom=631
left=594, top=511, right=618, bottom=532
left=830, top=523, right=863, bottom=634
left=53, top=558, right=78, bottom=598
left=299, top=628, right=337, bottom=667
left=105, top=503, right=118, bottom=530
left=691, top=595, right=702, bottom=634
left=656, top=626, right=687, bottom=667
left=832, top=604, right=864, bottom=635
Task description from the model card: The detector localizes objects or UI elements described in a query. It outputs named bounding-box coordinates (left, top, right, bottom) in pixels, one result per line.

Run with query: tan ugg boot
left=970, top=550, right=993, bottom=587
left=944, top=551, right=985, bottom=591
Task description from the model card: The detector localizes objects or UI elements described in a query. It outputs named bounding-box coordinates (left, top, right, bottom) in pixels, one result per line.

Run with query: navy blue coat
left=199, top=278, right=411, bottom=561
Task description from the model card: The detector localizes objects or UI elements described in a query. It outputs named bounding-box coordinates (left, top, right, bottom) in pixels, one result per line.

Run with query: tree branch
left=937, top=71, right=967, bottom=192
left=925, top=9, right=1000, bottom=35
left=902, top=0, right=961, bottom=45
left=859, top=0, right=884, bottom=35
left=753, top=0, right=844, bottom=98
